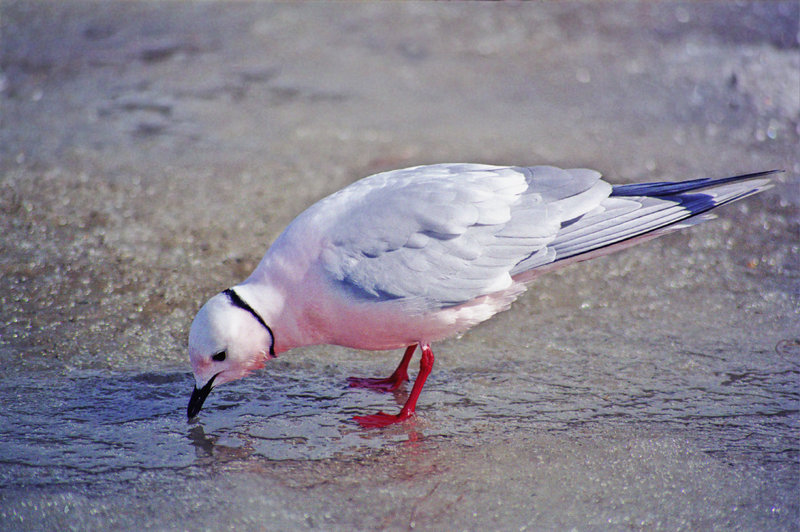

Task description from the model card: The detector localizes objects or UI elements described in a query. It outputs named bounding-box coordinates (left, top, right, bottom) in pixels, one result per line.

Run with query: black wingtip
left=729, top=169, right=784, bottom=180
left=611, top=169, right=783, bottom=197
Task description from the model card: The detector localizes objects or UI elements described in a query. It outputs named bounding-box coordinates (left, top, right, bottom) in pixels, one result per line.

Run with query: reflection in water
left=0, top=347, right=797, bottom=532
left=188, top=425, right=216, bottom=457
left=1, top=353, right=796, bottom=485
left=187, top=424, right=260, bottom=465
left=0, top=366, right=431, bottom=475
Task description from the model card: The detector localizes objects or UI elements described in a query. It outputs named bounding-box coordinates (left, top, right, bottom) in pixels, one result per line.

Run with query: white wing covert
left=315, top=164, right=609, bottom=311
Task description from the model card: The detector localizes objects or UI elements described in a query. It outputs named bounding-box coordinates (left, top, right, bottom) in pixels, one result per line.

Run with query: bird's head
left=186, top=289, right=275, bottom=419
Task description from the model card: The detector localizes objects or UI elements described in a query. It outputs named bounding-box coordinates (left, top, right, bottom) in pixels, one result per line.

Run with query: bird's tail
left=514, top=170, right=780, bottom=282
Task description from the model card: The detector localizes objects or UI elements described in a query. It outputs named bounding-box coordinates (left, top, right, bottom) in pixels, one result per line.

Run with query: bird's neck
left=234, top=259, right=328, bottom=354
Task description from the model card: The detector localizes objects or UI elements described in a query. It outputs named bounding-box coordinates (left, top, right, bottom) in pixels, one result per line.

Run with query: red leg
left=354, top=343, right=434, bottom=428
left=348, top=344, right=416, bottom=391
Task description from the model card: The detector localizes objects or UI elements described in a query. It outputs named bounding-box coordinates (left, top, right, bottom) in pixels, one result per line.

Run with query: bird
left=186, top=163, right=778, bottom=428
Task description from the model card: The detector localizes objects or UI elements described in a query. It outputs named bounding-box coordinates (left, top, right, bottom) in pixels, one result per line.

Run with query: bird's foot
left=348, top=345, right=415, bottom=392
left=347, top=374, right=407, bottom=392
left=352, top=344, right=430, bottom=429
left=353, top=409, right=414, bottom=428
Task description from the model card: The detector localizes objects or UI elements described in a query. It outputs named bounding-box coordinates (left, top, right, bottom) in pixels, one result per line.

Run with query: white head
left=187, top=288, right=275, bottom=419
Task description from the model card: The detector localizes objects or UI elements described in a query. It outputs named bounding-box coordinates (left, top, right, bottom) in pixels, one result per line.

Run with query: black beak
left=187, top=372, right=219, bottom=420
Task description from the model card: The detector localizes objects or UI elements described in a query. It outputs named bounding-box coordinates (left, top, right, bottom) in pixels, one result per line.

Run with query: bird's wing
left=511, top=170, right=777, bottom=281
left=312, top=164, right=610, bottom=311
left=546, top=171, right=776, bottom=262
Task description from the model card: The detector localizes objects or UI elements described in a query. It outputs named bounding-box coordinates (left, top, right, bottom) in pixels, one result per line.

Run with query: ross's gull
left=186, top=164, right=778, bottom=427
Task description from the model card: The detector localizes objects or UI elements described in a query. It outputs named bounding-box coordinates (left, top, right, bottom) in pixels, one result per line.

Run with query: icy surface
left=1, top=2, right=798, bottom=530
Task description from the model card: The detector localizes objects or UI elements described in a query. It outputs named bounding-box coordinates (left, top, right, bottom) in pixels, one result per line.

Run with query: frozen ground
left=1, top=2, right=798, bottom=530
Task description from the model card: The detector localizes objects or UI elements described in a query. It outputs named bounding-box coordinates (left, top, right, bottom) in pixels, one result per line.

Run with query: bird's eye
left=212, top=351, right=226, bottom=362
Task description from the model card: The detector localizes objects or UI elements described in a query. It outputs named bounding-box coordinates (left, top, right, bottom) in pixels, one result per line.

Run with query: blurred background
left=1, top=2, right=798, bottom=530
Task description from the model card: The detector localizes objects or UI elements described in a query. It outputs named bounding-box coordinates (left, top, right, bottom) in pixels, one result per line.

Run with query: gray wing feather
left=544, top=173, right=775, bottom=264
left=313, top=164, right=775, bottom=311
left=317, top=164, right=607, bottom=309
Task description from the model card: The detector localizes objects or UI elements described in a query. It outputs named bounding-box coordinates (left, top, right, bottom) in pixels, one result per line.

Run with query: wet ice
left=1, top=1, right=798, bottom=530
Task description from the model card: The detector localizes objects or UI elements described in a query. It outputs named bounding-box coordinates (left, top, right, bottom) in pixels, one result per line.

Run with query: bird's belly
left=317, top=283, right=526, bottom=351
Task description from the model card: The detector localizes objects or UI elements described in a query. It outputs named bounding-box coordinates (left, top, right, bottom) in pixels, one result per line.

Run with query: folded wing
left=316, top=164, right=610, bottom=310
